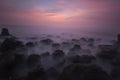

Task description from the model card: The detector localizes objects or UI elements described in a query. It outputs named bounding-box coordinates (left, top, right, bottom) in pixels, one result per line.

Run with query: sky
left=0, top=0, right=120, bottom=36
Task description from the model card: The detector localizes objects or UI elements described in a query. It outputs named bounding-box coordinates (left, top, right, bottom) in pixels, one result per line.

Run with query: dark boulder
left=71, top=44, right=81, bottom=51
left=68, top=55, right=96, bottom=64
left=46, top=67, right=60, bottom=79
left=52, top=50, right=65, bottom=59
left=41, top=52, right=50, bottom=58
left=58, top=64, right=111, bottom=80
left=0, top=38, right=24, bottom=53
left=25, top=66, right=46, bottom=80
left=40, top=38, right=53, bottom=45
left=97, top=50, right=117, bottom=62
left=80, top=37, right=87, bottom=42
left=26, top=42, right=35, bottom=47
left=0, top=28, right=10, bottom=36
left=52, top=43, right=61, bottom=49
left=87, top=38, right=95, bottom=43
left=111, top=67, right=120, bottom=80
left=27, top=54, right=41, bottom=67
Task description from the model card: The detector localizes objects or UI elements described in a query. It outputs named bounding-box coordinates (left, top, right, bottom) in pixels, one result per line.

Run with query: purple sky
left=0, top=0, right=120, bottom=36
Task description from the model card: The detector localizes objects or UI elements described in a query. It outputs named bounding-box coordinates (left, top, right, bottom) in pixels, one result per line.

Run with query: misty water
left=0, top=27, right=119, bottom=80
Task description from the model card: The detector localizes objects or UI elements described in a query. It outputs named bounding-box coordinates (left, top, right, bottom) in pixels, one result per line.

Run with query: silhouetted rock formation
left=0, top=38, right=24, bottom=53
left=0, top=28, right=10, bottom=36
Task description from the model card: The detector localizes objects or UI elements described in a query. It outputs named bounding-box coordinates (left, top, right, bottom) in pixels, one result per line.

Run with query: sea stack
left=1, top=28, right=10, bottom=36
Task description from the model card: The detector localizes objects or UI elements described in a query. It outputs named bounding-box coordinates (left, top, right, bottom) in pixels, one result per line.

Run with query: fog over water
left=1, top=25, right=116, bottom=40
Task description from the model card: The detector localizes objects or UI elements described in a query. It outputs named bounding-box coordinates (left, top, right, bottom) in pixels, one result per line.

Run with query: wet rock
left=26, top=42, right=35, bottom=47
left=0, top=28, right=10, bottom=36
left=80, top=37, right=87, bottom=42
left=27, top=54, right=41, bottom=67
left=67, top=49, right=78, bottom=56
left=52, top=50, right=65, bottom=59
left=40, top=38, right=53, bottom=45
left=61, top=42, right=72, bottom=49
left=41, top=52, right=50, bottom=58
left=81, top=49, right=91, bottom=54
left=25, top=66, right=46, bottom=80
left=58, top=64, right=111, bottom=80
left=68, top=44, right=81, bottom=56
left=111, top=67, right=120, bottom=80
left=0, top=38, right=24, bottom=53
left=71, top=44, right=81, bottom=51
left=46, top=67, right=60, bottom=79
left=14, top=54, right=26, bottom=65
left=52, top=43, right=61, bottom=50
left=112, top=56, right=120, bottom=66
left=97, top=50, right=117, bottom=62
left=87, top=38, right=95, bottom=43
left=68, top=55, right=96, bottom=64
left=71, top=39, right=79, bottom=44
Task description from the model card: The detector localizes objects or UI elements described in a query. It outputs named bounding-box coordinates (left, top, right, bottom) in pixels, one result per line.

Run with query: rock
left=97, top=49, right=117, bottom=62
left=80, top=37, right=87, bottom=42
left=68, top=44, right=81, bottom=56
left=61, top=42, right=72, bottom=49
left=87, top=38, right=95, bottom=43
left=117, top=34, right=120, bottom=42
left=0, top=28, right=10, bottom=36
left=68, top=55, right=96, bottom=64
left=52, top=43, right=61, bottom=49
left=71, top=39, right=79, bottom=44
left=26, top=42, right=35, bottom=47
left=41, top=52, right=50, bottom=58
left=27, top=54, right=41, bottom=67
left=40, top=38, right=53, bottom=45
left=58, top=64, right=111, bottom=80
left=112, top=56, right=120, bottom=66
left=71, top=44, right=81, bottom=51
left=52, top=50, right=65, bottom=59
left=14, top=54, right=26, bottom=65
left=81, top=49, right=91, bottom=54
left=46, top=67, right=60, bottom=79
left=111, top=67, right=120, bottom=80
left=25, top=66, right=46, bottom=80
left=0, top=38, right=24, bottom=53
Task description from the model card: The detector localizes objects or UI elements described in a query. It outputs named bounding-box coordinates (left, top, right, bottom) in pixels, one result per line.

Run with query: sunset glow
left=0, top=0, right=120, bottom=34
